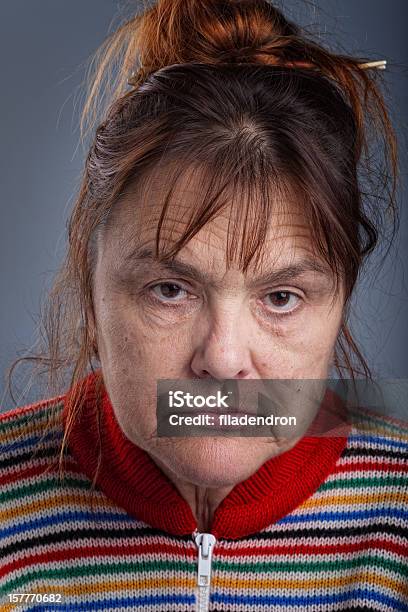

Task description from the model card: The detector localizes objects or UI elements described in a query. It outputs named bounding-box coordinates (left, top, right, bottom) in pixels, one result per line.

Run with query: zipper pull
left=193, top=531, right=217, bottom=612
left=194, top=531, right=216, bottom=586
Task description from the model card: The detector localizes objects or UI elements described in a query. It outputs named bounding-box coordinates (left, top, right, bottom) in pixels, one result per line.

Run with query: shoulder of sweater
left=0, top=393, right=65, bottom=434
left=348, top=403, right=408, bottom=438
left=342, top=403, right=408, bottom=463
left=0, top=394, right=66, bottom=473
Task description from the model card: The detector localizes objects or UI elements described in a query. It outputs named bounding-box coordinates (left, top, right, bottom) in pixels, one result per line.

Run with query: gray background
left=1, top=1, right=407, bottom=411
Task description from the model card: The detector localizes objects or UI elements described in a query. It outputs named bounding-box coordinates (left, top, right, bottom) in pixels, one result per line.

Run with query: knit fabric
left=0, top=371, right=407, bottom=611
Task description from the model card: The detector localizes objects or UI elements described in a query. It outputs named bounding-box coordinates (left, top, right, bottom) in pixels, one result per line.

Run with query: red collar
left=63, top=371, right=350, bottom=540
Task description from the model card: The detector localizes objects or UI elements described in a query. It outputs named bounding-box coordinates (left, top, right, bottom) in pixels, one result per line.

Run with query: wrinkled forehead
left=99, top=161, right=322, bottom=274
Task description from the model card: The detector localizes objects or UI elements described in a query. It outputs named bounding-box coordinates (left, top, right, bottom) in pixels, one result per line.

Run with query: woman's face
left=92, top=172, right=345, bottom=488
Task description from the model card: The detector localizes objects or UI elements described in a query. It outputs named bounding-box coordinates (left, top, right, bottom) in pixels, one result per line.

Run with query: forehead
left=102, top=163, right=322, bottom=273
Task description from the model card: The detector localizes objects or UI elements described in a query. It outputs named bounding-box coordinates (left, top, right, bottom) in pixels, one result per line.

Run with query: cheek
left=94, top=297, right=170, bottom=442
left=95, top=292, right=192, bottom=376
left=258, top=305, right=342, bottom=377
left=96, top=305, right=142, bottom=365
left=295, top=310, right=342, bottom=374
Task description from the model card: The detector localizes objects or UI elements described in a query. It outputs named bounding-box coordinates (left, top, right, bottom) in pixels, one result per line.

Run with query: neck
left=151, top=454, right=234, bottom=532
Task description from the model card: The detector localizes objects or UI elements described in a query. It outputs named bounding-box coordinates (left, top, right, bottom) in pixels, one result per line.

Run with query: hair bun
left=129, top=0, right=300, bottom=85
left=82, top=0, right=393, bottom=170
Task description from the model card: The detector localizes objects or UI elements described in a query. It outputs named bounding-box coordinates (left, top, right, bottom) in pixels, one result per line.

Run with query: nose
left=190, top=306, right=252, bottom=380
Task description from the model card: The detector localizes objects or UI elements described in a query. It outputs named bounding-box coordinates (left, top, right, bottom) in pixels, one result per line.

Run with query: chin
left=151, top=435, right=272, bottom=488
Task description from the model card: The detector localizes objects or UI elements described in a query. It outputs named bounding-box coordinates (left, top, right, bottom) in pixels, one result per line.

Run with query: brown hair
left=6, top=0, right=399, bottom=483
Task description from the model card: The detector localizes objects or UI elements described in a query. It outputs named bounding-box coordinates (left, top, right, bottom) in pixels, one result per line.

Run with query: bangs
left=134, top=148, right=343, bottom=295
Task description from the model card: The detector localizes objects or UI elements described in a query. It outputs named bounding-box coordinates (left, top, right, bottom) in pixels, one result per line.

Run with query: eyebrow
left=123, top=247, right=334, bottom=288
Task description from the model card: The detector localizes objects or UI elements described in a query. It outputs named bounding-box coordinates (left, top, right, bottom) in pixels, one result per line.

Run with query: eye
left=263, top=290, right=301, bottom=313
left=150, top=282, right=189, bottom=302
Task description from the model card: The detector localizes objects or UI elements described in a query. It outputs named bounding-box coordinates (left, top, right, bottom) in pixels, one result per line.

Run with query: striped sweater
left=0, top=370, right=407, bottom=611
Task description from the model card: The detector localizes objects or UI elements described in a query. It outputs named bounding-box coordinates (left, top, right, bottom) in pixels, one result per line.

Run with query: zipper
left=192, top=529, right=217, bottom=612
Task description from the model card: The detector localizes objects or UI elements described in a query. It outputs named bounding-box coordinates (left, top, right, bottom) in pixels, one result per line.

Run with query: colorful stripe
left=0, top=397, right=407, bottom=611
